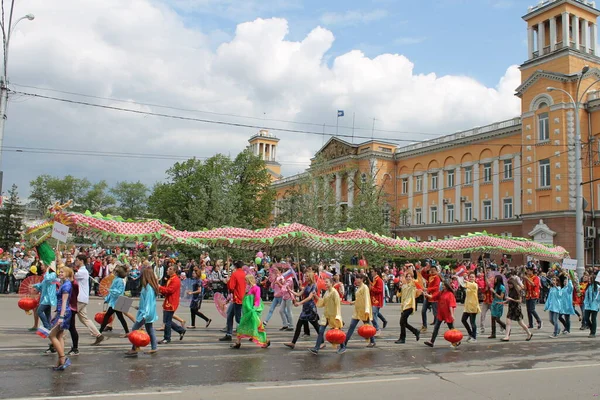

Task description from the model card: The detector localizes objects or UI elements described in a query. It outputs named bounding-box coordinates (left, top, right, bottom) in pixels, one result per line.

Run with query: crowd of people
left=16, top=243, right=600, bottom=372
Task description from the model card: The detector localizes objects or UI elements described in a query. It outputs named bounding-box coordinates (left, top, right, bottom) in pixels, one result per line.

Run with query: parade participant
left=424, top=279, right=457, bottom=348
left=97, top=265, right=129, bottom=339
left=125, top=267, right=159, bottom=356
left=576, top=275, right=588, bottom=330
left=461, top=273, right=480, bottom=343
left=338, top=273, right=374, bottom=353
left=421, top=263, right=440, bottom=333
left=49, top=266, right=74, bottom=371
left=284, top=271, right=322, bottom=349
left=308, top=278, right=342, bottom=355
left=369, top=268, right=385, bottom=334
left=333, top=274, right=345, bottom=300
left=501, top=277, right=533, bottom=342
left=231, top=275, right=270, bottom=349
left=478, top=273, right=492, bottom=334
left=263, top=267, right=284, bottom=329
left=67, top=266, right=80, bottom=356
left=545, top=276, right=561, bottom=338
left=583, top=276, right=599, bottom=338
left=280, top=272, right=294, bottom=331
left=219, top=260, right=246, bottom=342
left=73, top=255, right=105, bottom=347
left=523, top=267, right=542, bottom=330
left=395, top=271, right=420, bottom=344
left=488, top=275, right=507, bottom=339
left=558, top=273, right=576, bottom=334
left=32, top=260, right=59, bottom=354
left=186, top=269, right=211, bottom=329
left=159, top=265, right=186, bottom=344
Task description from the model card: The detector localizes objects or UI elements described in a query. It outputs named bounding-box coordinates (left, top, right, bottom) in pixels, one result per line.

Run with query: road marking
left=247, top=377, right=419, bottom=390
left=464, top=363, right=600, bottom=376
left=2, top=390, right=182, bottom=400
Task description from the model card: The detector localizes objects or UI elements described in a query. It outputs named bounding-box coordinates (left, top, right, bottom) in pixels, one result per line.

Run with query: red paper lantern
left=357, top=324, right=377, bottom=339
left=128, top=330, right=151, bottom=348
left=94, top=312, right=113, bottom=325
left=18, top=297, right=38, bottom=312
left=443, top=329, right=463, bottom=344
left=325, top=328, right=346, bottom=345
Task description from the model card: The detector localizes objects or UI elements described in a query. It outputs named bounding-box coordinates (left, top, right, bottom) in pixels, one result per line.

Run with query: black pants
left=69, top=312, right=79, bottom=350
left=430, top=319, right=454, bottom=344
left=491, top=316, right=506, bottom=336
left=584, top=310, right=598, bottom=335
left=461, top=312, right=477, bottom=339
left=99, top=307, right=129, bottom=333
left=292, top=319, right=320, bottom=344
left=399, top=308, right=419, bottom=340
left=190, top=305, right=209, bottom=326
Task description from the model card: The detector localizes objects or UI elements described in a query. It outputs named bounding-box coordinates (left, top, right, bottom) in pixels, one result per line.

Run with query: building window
left=539, top=159, right=551, bottom=188
left=446, top=204, right=454, bottom=223
left=415, top=175, right=422, bottom=192
left=401, top=178, right=408, bottom=194
left=464, top=166, right=472, bottom=185
left=483, top=163, right=492, bottom=183
left=503, top=198, right=513, bottom=219
left=464, top=203, right=472, bottom=222
left=447, top=169, right=455, bottom=188
left=538, top=112, right=549, bottom=141
left=430, top=206, right=438, bottom=224
left=483, top=200, right=492, bottom=220
left=431, top=173, right=438, bottom=190
left=503, top=159, right=513, bottom=179
left=415, top=208, right=422, bottom=224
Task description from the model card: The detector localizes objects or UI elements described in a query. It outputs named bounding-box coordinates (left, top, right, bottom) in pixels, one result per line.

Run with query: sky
left=4, top=0, right=529, bottom=198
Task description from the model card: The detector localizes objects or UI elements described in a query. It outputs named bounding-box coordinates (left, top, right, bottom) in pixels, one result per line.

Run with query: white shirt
left=75, top=267, right=90, bottom=304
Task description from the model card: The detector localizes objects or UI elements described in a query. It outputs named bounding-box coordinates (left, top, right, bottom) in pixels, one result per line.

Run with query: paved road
left=1, top=295, right=599, bottom=400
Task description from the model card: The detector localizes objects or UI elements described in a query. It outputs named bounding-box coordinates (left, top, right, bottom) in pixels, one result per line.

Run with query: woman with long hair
left=501, top=277, right=533, bottom=341
left=284, top=270, right=322, bottom=349
left=49, top=266, right=74, bottom=371
left=558, top=273, right=576, bottom=334
left=97, top=265, right=129, bottom=339
left=488, top=275, right=507, bottom=339
left=425, top=279, right=457, bottom=348
left=583, top=275, right=600, bottom=338
left=231, top=275, right=270, bottom=349
left=125, top=267, right=159, bottom=356
left=544, top=276, right=562, bottom=338
left=461, top=273, right=480, bottom=343
left=186, top=269, right=212, bottom=329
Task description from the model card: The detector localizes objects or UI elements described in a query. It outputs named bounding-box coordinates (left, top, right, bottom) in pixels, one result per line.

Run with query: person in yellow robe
left=308, top=278, right=342, bottom=355
left=337, top=273, right=374, bottom=353
left=461, top=272, right=481, bottom=343
left=395, top=270, right=420, bottom=344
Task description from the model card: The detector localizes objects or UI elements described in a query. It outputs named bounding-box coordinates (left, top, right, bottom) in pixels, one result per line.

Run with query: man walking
left=337, top=273, right=374, bottom=353
left=219, top=260, right=246, bottom=342
left=72, top=255, right=106, bottom=348
left=159, top=266, right=186, bottom=344
left=524, top=266, right=542, bottom=330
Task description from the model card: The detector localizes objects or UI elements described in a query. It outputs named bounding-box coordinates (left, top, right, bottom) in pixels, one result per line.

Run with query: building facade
left=263, top=0, right=600, bottom=266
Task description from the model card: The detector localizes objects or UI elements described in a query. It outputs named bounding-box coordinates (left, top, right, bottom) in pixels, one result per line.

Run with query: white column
left=473, top=164, right=480, bottom=221
left=347, top=171, right=355, bottom=208
left=550, top=17, right=557, bottom=51
left=272, top=145, right=276, bottom=161
left=455, top=166, right=461, bottom=222
left=422, top=173, right=428, bottom=224
left=408, top=175, right=414, bottom=224
left=573, top=15, right=580, bottom=50
left=592, top=23, right=597, bottom=55
left=582, top=19, right=588, bottom=52
left=538, top=21, right=545, bottom=55
left=563, top=12, right=570, bottom=48
left=528, top=27, right=535, bottom=58
left=335, top=172, right=342, bottom=204
left=514, top=155, right=522, bottom=217
left=438, top=171, right=444, bottom=223
left=492, top=159, right=500, bottom=219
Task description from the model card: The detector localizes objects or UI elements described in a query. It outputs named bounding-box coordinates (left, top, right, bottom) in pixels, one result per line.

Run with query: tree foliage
left=0, top=184, right=24, bottom=249
left=110, top=181, right=149, bottom=219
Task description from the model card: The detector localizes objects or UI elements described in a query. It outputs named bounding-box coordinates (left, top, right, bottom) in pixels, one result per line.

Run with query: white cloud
left=5, top=0, right=521, bottom=198
left=320, top=9, right=389, bottom=26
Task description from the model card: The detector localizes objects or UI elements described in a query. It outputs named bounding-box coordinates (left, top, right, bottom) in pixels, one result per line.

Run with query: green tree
left=76, top=180, right=116, bottom=213
left=29, top=175, right=53, bottom=214
left=29, top=175, right=91, bottom=213
left=110, top=181, right=149, bottom=219
left=0, top=184, right=24, bottom=249
left=348, top=170, right=394, bottom=235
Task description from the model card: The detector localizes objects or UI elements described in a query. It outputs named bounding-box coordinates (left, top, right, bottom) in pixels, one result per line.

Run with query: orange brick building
left=255, top=0, right=600, bottom=266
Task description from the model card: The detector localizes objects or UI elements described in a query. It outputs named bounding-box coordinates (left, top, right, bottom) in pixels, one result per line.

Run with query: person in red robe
left=425, top=279, right=458, bottom=347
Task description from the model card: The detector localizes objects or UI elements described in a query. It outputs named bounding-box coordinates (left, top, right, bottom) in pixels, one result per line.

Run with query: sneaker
left=470, top=338, right=477, bottom=343
left=159, top=339, right=171, bottom=344
left=308, top=348, right=318, bottom=355
left=366, top=342, right=376, bottom=348
left=283, top=343, right=295, bottom=349
left=263, top=321, right=268, bottom=328
left=420, top=326, right=427, bottom=333
left=286, top=327, right=294, bottom=331
left=337, top=346, right=346, bottom=354
left=67, top=348, right=80, bottom=356
left=424, top=341, right=434, bottom=347
left=382, top=320, right=388, bottom=329
left=374, top=330, right=382, bottom=338
left=480, top=327, right=485, bottom=334
left=206, top=319, right=212, bottom=328
left=124, top=349, right=138, bottom=357
left=467, top=337, right=472, bottom=343
left=44, top=347, right=57, bottom=355
left=588, top=334, right=596, bottom=338
left=549, top=334, right=558, bottom=338
left=180, top=330, right=186, bottom=341
left=394, top=339, right=406, bottom=344
left=415, top=331, right=420, bottom=342
left=92, top=334, right=106, bottom=346
left=537, top=322, right=543, bottom=330
left=219, top=335, right=232, bottom=342
left=562, top=330, right=570, bottom=335
left=279, top=326, right=288, bottom=331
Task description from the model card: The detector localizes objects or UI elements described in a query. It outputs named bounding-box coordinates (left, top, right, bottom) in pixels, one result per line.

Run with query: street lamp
left=547, top=65, right=592, bottom=278
left=0, top=11, right=35, bottom=195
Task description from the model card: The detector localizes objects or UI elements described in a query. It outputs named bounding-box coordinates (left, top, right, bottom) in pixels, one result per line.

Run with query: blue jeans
left=264, top=297, right=282, bottom=324
left=526, top=299, right=541, bottom=328
left=0, top=273, right=7, bottom=293
left=38, top=304, right=52, bottom=330
left=372, top=306, right=382, bottom=330
left=342, top=319, right=374, bottom=347
left=163, top=311, right=185, bottom=341
left=559, top=314, right=571, bottom=333
left=131, top=319, right=158, bottom=350
left=226, top=303, right=242, bottom=336
left=421, top=298, right=438, bottom=326
left=549, top=311, right=560, bottom=336
left=312, top=324, right=327, bottom=352
left=280, top=299, right=293, bottom=328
